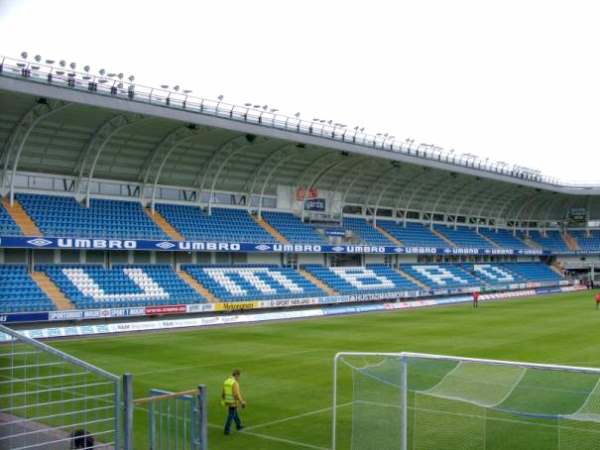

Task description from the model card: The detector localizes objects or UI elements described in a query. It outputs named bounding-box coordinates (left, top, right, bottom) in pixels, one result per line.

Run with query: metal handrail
left=2, top=55, right=599, bottom=188
left=0, top=323, right=119, bottom=381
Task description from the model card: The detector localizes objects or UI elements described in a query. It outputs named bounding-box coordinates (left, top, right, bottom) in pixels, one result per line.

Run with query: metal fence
left=0, top=324, right=122, bottom=450
left=133, top=387, right=208, bottom=450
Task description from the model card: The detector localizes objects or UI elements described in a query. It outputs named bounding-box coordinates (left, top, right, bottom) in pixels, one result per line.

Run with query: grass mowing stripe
left=44, top=289, right=600, bottom=450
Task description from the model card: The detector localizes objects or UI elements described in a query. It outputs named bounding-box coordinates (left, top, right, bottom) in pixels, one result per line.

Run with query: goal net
left=332, top=352, right=600, bottom=450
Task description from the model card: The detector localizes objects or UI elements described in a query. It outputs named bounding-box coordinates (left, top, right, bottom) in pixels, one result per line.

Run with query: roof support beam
left=341, top=161, right=378, bottom=208
left=149, top=131, right=200, bottom=211
left=373, top=169, right=405, bottom=222
left=2, top=100, right=70, bottom=204
left=512, top=193, right=542, bottom=225
left=332, top=157, right=368, bottom=196
left=257, top=152, right=297, bottom=218
left=191, top=135, right=249, bottom=208
left=475, top=185, right=514, bottom=226
left=207, top=142, right=261, bottom=215
left=243, top=144, right=295, bottom=210
left=294, top=153, right=337, bottom=188
left=138, top=125, right=193, bottom=186
left=300, top=156, right=347, bottom=221
left=361, top=167, right=396, bottom=226
left=83, top=115, right=145, bottom=207
left=431, top=179, right=472, bottom=227
left=497, top=191, right=529, bottom=224
left=526, top=195, right=555, bottom=222
left=74, top=114, right=128, bottom=196
left=404, top=175, right=443, bottom=227
left=392, top=172, right=428, bottom=223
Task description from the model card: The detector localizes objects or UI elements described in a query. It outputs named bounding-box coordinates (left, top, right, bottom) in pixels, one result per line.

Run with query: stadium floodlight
left=183, top=89, right=192, bottom=94
left=217, top=94, right=224, bottom=101
left=244, top=103, right=252, bottom=107
left=294, top=112, right=301, bottom=117
left=20, top=51, right=28, bottom=60
left=45, top=59, right=55, bottom=65
left=55, top=60, right=66, bottom=76
left=262, top=105, right=268, bottom=110
left=30, top=54, right=42, bottom=71
left=270, top=108, right=278, bottom=113
left=173, top=85, right=180, bottom=91
left=128, top=75, right=135, bottom=82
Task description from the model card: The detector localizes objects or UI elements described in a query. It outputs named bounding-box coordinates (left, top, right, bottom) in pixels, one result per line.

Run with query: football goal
left=332, top=352, right=600, bottom=450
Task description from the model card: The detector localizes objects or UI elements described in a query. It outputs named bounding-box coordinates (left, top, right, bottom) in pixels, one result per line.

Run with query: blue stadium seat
left=17, top=194, right=168, bottom=240
left=37, top=265, right=205, bottom=309
left=433, top=225, right=495, bottom=248
left=302, top=264, right=419, bottom=295
left=378, top=221, right=451, bottom=248
left=0, top=266, right=55, bottom=313
left=182, top=265, right=325, bottom=301
left=342, top=218, right=394, bottom=246
left=0, top=201, right=21, bottom=236
left=570, top=230, right=600, bottom=251
left=524, top=230, right=569, bottom=252
left=156, top=204, right=275, bottom=243
left=261, top=212, right=326, bottom=244
left=478, top=228, right=532, bottom=250
left=461, top=263, right=525, bottom=285
left=399, top=264, right=480, bottom=289
left=499, top=262, right=562, bottom=283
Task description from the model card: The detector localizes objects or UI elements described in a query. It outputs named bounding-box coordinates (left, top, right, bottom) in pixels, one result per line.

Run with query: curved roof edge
left=1, top=54, right=599, bottom=195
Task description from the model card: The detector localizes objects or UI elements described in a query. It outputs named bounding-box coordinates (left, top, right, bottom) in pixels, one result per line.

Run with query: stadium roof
left=1, top=55, right=600, bottom=222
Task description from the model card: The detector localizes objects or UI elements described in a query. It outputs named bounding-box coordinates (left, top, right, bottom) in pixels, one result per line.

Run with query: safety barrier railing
left=0, top=324, right=122, bottom=450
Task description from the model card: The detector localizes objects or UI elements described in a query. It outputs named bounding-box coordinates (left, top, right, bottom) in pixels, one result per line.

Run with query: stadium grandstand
left=0, top=52, right=598, bottom=323
left=2, top=52, right=600, bottom=450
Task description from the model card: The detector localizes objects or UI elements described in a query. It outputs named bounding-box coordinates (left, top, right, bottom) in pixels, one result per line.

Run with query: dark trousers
left=224, top=406, right=242, bottom=433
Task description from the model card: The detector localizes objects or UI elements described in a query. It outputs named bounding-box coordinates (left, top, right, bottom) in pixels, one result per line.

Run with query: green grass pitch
left=48, top=289, right=600, bottom=450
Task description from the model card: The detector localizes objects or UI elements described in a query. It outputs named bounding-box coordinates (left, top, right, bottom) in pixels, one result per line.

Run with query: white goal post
left=332, top=352, right=600, bottom=450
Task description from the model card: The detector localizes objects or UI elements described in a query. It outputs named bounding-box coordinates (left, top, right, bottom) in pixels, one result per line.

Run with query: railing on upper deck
left=2, top=55, right=600, bottom=189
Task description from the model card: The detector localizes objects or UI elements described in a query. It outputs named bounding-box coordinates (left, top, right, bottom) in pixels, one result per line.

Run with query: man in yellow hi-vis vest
left=222, top=369, right=246, bottom=435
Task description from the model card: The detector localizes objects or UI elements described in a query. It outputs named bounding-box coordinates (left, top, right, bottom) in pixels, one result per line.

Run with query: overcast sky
left=1, top=0, right=599, bottom=182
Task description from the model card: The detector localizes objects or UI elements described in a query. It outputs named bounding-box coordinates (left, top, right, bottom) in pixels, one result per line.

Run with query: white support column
left=243, top=144, right=292, bottom=211
left=73, top=114, right=126, bottom=196
left=258, top=152, right=296, bottom=217
left=192, top=135, right=248, bottom=210
left=361, top=167, right=396, bottom=226
left=5, top=101, right=71, bottom=203
left=83, top=115, right=145, bottom=207
left=373, top=169, right=404, bottom=221
left=207, top=144, right=255, bottom=214
left=149, top=133, right=199, bottom=211
left=300, top=157, right=348, bottom=221
left=137, top=126, right=193, bottom=202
